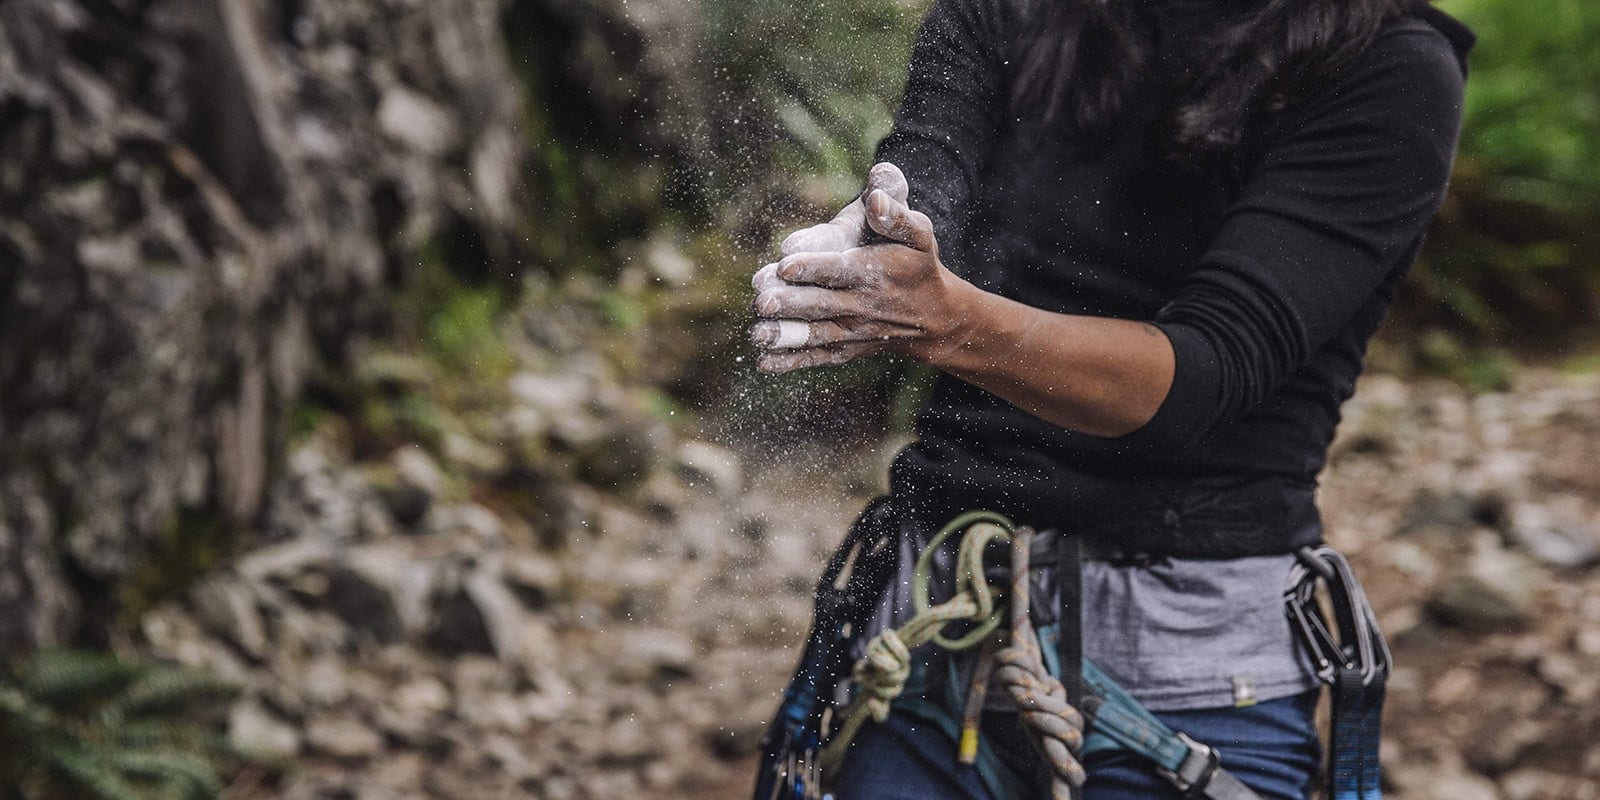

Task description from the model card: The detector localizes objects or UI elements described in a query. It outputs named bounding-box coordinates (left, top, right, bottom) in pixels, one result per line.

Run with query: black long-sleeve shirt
left=879, top=0, right=1472, bottom=556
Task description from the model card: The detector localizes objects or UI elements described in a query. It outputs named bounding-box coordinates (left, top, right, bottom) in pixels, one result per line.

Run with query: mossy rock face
left=0, top=0, right=531, bottom=650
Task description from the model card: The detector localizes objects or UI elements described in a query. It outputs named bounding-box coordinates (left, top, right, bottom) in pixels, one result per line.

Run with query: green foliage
left=700, top=0, right=922, bottom=204
left=397, top=242, right=515, bottom=387
left=0, top=651, right=248, bottom=800
left=1442, top=0, right=1600, bottom=208
left=1402, top=1, right=1600, bottom=353
left=118, top=509, right=234, bottom=629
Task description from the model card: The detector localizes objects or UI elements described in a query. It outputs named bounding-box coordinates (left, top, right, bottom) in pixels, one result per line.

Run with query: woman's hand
left=774, top=162, right=909, bottom=257
left=750, top=185, right=975, bottom=374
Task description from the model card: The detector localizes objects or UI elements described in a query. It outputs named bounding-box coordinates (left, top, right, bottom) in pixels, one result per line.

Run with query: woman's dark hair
left=1011, top=0, right=1423, bottom=154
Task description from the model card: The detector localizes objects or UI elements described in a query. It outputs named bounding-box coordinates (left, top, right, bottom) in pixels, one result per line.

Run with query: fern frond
left=109, top=719, right=200, bottom=750
left=98, top=669, right=239, bottom=727
left=49, top=746, right=148, bottom=800
left=0, top=685, right=68, bottom=747
left=106, top=748, right=222, bottom=799
left=17, top=650, right=141, bottom=710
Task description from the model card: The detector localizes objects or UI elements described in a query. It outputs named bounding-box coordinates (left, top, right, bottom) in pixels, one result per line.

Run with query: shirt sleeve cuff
left=1110, top=322, right=1222, bottom=453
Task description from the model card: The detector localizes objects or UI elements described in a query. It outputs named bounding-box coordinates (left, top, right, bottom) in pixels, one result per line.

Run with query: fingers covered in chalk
left=780, top=217, right=856, bottom=256
left=748, top=319, right=814, bottom=349
left=751, top=262, right=786, bottom=294
left=866, top=188, right=936, bottom=252
left=780, top=195, right=867, bottom=256
left=749, top=317, right=901, bottom=349
left=865, top=162, right=910, bottom=205
left=776, top=251, right=872, bottom=289
left=756, top=341, right=881, bottom=374
left=753, top=284, right=864, bottom=320
left=776, top=162, right=909, bottom=258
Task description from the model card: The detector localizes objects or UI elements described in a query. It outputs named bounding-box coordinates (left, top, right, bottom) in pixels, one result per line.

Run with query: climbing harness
left=1286, top=546, right=1392, bottom=800
left=755, top=508, right=1273, bottom=800
left=752, top=497, right=899, bottom=800
left=818, top=514, right=1086, bottom=797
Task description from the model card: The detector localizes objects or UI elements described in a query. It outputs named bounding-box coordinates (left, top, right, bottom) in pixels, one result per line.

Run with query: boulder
left=229, top=700, right=302, bottom=759
left=305, top=714, right=384, bottom=760
left=1506, top=501, right=1600, bottom=570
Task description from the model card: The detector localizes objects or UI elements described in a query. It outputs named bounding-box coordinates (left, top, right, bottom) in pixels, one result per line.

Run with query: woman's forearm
left=924, top=278, right=1176, bottom=439
left=754, top=182, right=1176, bottom=439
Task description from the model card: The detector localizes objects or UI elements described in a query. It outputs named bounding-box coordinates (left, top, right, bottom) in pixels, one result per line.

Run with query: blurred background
left=0, top=0, right=1596, bottom=798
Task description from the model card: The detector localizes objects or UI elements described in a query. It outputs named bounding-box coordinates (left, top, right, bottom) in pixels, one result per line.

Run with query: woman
left=750, top=0, right=1471, bottom=798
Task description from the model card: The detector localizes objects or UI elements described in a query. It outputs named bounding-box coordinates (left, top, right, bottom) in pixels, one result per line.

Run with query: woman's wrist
left=909, top=270, right=998, bottom=370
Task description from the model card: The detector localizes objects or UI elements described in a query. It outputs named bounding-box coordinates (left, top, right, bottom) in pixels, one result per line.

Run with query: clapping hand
left=750, top=162, right=970, bottom=374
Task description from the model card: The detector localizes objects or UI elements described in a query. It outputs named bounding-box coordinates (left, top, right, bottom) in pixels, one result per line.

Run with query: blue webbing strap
left=1331, top=667, right=1385, bottom=800
left=1037, top=630, right=1261, bottom=800
left=1289, top=546, right=1390, bottom=800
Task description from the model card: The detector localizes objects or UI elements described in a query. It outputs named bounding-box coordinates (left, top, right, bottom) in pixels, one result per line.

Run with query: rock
left=441, top=430, right=509, bottom=477
left=463, top=566, right=531, bottom=661
left=1500, top=770, right=1595, bottom=800
left=301, top=656, right=352, bottom=708
left=509, top=372, right=593, bottom=418
left=377, top=86, right=460, bottom=156
left=380, top=462, right=436, bottom=531
left=1428, top=666, right=1482, bottom=708
left=1466, top=717, right=1543, bottom=773
left=1427, top=537, right=1539, bottom=633
left=502, top=552, right=564, bottom=607
left=1399, top=489, right=1503, bottom=534
left=1535, top=652, right=1600, bottom=705
left=305, top=715, right=384, bottom=760
left=674, top=440, right=743, bottom=498
left=346, top=544, right=439, bottom=636
left=229, top=701, right=301, bottom=759
left=272, top=606, right=351, bottom=656
left=326, top=564, right=406, bottom=644
left=577, top=417, right=668, bottom=488
left=394, top=676, right=452, bottom=717
left=139, top=606, right=252, bottom=681
left=612, top=628, right=697, bottom=687
left=425, top=585, right=496, bottom=657
left=602, top=715, right=664, bottom=762
left=237, top=537, right=334, bottom=584
left=1506, top=502, right=1600, bottom=570
left=433, top=502, right=505, bottom=547
left=1427, top=574, right=1534, bottom=633
left=1430, top=771, right=1505, bottom=800
left=393, top=446, right=448, bottom=498
left=190, top=576, right=268, bottom=660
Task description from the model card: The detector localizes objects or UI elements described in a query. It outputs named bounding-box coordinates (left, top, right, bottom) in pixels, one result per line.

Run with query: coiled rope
left=816, top=513, right=1086, bottom=795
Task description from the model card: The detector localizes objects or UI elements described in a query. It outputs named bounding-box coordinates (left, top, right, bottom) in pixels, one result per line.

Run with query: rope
left=817, top=511, right=1011, bottom=779
left=816, top=514, right=1086, bottom=795
left=994, top=526, right=1087, bottom=798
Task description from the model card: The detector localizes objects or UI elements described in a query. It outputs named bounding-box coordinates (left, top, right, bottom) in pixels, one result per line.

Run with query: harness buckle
left=1156, top=732, right=1220, bottom=797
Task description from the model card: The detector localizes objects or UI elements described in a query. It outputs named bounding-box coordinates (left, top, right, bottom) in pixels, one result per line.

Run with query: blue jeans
left=831, top=690, right=1321, bottom=800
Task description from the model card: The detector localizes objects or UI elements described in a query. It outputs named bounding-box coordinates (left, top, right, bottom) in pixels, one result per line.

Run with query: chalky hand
left=750, top=163, right=909, bottom=356
left=750, top=164, right=968, bottom=374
